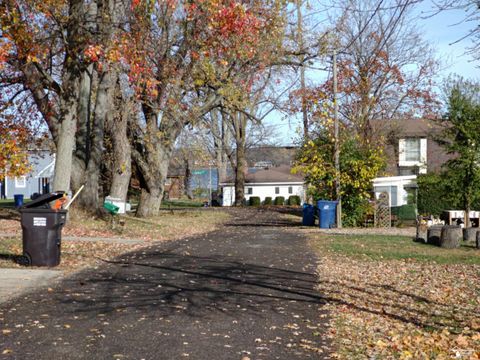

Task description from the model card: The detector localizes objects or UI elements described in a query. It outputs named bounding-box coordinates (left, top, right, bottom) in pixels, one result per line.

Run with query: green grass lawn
left=312, top=234, right=480, bottom=265
left=0, top=198, right=32, bottom=208
left=0, top=199, right=16, bottom=208
left=160, top=199, right=206, bottom=208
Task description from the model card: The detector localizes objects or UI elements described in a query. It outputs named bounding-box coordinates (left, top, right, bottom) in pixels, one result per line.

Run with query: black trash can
left=19, top=192, right=67, bottom=267
left=302, top=204, right=315, bottom=226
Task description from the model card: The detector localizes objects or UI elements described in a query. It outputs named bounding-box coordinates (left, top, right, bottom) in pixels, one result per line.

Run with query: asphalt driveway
left=0, top=208, right=330, bottom=359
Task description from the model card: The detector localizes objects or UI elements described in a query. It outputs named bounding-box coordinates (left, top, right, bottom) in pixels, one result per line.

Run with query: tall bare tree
left=324, top=0, right=440, bottom=144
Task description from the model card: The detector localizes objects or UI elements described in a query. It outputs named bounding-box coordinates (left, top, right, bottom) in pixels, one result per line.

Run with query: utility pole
left=333, top=49, right=342, bottom=228
left=209, top=161, right=212, bottom=206
left=296, top=0, right=308, bottom=140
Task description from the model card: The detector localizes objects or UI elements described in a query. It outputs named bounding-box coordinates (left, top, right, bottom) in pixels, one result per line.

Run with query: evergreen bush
left=249, top=196, right=261, bottom=206
left=287, top=195, right=301, bottom=206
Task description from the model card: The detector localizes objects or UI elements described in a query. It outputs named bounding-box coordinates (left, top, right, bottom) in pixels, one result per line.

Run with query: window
left=374, top=185, right=398, bottom=207
left=405, top=138, right=421, bottom=162
left=275, top=187, right=280, bottom=194
left=15, top=176, right=26, bottom=188
left=398, top=167, right=419, bottom=176
left=288, top=186, right=293, bottom=194
left=246, top=187, right=252, bottom=195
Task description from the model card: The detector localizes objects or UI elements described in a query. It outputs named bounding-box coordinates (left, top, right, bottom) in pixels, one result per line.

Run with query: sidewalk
left=0, top=233, right=143, bottom=305
left=0, top=208, right=332, bottom=359
left=0, top=268, right=63, bottom=304
left=0, top=232, right=144, bottom=244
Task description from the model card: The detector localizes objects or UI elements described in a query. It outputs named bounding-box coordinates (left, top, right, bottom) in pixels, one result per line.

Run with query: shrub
left=274, top=196, right=285, bottom=205
left=391, top=204, right=417, bottom=220
left=249, top=196, right=261, bottom=206
left=287, top=195, right=301, bottom=206
left=263, top=197, right=273, bottom=205
left=417, top=173, right=458, bottom=216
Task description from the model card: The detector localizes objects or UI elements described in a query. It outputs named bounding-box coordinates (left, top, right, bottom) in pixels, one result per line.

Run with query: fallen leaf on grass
left=309, top=238, right=480, bottom=359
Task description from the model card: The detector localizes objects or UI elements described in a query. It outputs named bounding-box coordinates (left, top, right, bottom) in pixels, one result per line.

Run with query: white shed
left=220, top=165, right=305, bottom=206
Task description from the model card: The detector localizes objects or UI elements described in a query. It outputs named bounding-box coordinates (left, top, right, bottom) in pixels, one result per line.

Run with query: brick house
left=371, top=118, right=451, bottom=207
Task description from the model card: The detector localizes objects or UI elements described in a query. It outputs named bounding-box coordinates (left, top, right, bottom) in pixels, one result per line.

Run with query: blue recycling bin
left=317, top=200, right=338, bottom=228
left=302, top=204, right=315, bottom=226
left=14, top=194, right=24, bottom=208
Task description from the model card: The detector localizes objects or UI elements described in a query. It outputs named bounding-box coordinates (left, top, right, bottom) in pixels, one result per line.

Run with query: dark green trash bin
left=19, top=192, right=67, bottom=267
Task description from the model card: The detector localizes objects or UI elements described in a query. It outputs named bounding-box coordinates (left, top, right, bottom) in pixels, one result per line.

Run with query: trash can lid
left=21, top=191, right=66, bottom=209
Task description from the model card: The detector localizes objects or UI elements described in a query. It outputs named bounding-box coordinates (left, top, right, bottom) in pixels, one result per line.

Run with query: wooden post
left=333, top=49, right=342, bottom=228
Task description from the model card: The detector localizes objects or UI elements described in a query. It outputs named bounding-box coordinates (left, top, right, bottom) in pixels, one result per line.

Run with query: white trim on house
left=221, top=182, right=305, bottom=206
left=372, top=175, right=417, bottom=207
left=398, top=137, right=427, bottom=173
left=15, top=176, right=26, bottom=188
left=36, top=158, right=55, bottom=178
left=219, top=181, right=304, bottom=186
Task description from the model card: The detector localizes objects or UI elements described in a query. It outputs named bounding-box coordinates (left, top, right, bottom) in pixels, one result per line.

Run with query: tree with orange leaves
left=123, top=0, right=286, bottom=216
left=0, top=0, right=97, bottom=196
left=0, top=119, right=30, bottom=181
left=1, top=0, right=286, bottom=216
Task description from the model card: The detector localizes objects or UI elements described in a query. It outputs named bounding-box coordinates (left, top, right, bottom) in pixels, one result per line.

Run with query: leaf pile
left=63, top=209, right=229, bottom=241
left=312, top=241, right=480, bottom=359
left=0, top=209, right=230, bottom=272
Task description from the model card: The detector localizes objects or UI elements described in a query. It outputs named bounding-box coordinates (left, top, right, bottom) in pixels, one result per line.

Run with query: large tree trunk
left=133, top=108, right=179, bottom=217
left=184, top=158, right=193, bottom=199
left=219, top=114, right=231, bottom=188
left=70, top=0, right=125, bottom=210
left=53, top=0, right=96, bottom=192
left=234, top=112, right=247, bottom=206
left=108, top=81, right=132, bottom=201
left=210, top=109, right=229, bottom=189
left=217, top=151, right=228, bottom=188
left=133, top=92, right=221, bottom=217
left=134, top=146, right=170, bottom=217
left=136, top=188, right=162, bottom=218
left=71, top=63, right=95, bottom=194
left=53, top=99, right=78, bottom=192
left=78, top=71, right=117, bottom=209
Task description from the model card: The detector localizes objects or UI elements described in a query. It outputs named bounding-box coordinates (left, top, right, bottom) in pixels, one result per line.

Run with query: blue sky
left=267, top=1, right=479, bottom=146
left=417, top=1, right=478, bottom=79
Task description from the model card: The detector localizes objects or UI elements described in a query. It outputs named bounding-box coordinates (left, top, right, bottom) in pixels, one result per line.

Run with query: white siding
left=398, top=137, right=427, bottom=172
left=221, top=183, right=305, bottom=206
left=372, top=175, right=417, bottom=207
left=419, top=138, right=427, bottom=173
left=398, top=138, right=406, bottom=163
left=222, top=186, right=235, bottom=206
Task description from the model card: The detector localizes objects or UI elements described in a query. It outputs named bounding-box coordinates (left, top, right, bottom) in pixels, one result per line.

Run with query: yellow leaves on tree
left=0, top=122, right=31, bottom=181
left=294, top=132, right=384, bottom=201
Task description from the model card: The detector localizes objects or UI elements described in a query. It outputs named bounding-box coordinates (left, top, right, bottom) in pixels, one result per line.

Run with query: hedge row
left=247, top=195, right=301, bottom=206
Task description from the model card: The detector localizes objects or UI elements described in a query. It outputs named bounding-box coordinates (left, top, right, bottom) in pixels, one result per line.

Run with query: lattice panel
left=375, top=192, right=391, bottom=228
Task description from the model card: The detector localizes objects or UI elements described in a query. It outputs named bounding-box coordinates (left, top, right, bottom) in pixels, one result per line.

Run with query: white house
left=1, top=151, right=55, bottom=199
left=370, top=118, right=449, bottom=208
left=372, top=134, right=426, bottom=207
left=220, top=165, right=305, bottom=206
left=372, top=175, right=417, bottom=207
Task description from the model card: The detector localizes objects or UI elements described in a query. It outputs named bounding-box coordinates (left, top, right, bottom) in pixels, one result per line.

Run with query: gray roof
left=223, top=165, right=304, bottom=184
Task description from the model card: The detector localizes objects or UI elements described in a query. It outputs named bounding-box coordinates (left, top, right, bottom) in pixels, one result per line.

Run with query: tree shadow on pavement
left=58, top=250, right=326, bottom=319
left=55, top=249, right=469, bottom=332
